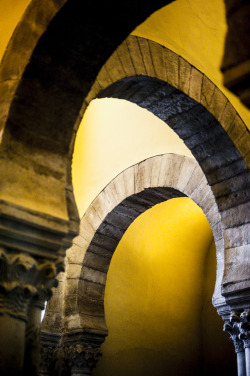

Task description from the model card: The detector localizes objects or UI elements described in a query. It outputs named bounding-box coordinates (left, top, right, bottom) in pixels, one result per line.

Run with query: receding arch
left=81, top=36, right=250, bottom=298
left=41, top=153, right=224, bottom=374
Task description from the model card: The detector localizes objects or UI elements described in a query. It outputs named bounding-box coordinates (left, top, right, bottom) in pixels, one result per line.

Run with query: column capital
left=0, top=247, right=64, bottom=321
left=240, top=309, right=250, bottom=349
left=224, top=310, right=245, bottom=353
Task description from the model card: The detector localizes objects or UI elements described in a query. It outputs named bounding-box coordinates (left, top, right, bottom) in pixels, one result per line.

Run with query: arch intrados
left=0, top=0, right=171, bottom=151
left=59, top=154, right=223, bottom=338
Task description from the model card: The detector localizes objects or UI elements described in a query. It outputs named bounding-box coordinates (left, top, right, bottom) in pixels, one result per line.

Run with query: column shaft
left=0, top=315, right=26, bottom=376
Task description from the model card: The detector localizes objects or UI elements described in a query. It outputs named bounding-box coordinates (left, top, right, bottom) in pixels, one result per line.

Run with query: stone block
left=123, top=165, right=135, bottom=198
left=81, top=266, right=107, bottom=285
left=105, top=209, right=134, bottom=231
left=67, top=243, right=87, bottom=265
left=113, top=172, right=127, bottom=202
left=221, top=201, right=250, bottom=228
left=103, top=184, right=119, bottom=209
left=95, top=65, right=112, bottom=90
left=224, top=223, right=250, bottom=249
left=78, top=279, right=105, bottom=301
left=184, top=164, right=204, bottom=196
left=219, top=101, right=236, bottom=132
left=179, top=57, right=191, bottom=95
left=105, top=50, right=126, bottom=83
left=200, top=75, right=215, bottom=109
left=78, top=296, right=104, bottom=317
left=79, top=216, right=95, bottom=243
left=65, top=278, right=79, bottom=296
left=189, top=67, right=203, bottom=103
left=165, top=154, right=185, bottom=188
left=126, top=36, right=147, bottom=76
left=137, top=37, right=156, bottom=77
left=84, top=206, right=102, bottom=232
left=211, top=221, right=223, bottom=242
left=209, top=86, right=228, bottom=122
left=98, top=221, right=125, bottom=242
left=206, top=203, right=221, bottom=227
left=148, top=40, right=167, bottom=81
left=83, top=250, right=110, bottom=273
left=92, top=190, right=114, bottom=221
left=228, top=115, right=247, bottom=145
left=163, top=48, right=179, bottom=89
left=212, top=171, right=250, bottom=197
left=199, top=190, right=216, bottom=216
left=79, top=313, right=107, bottom=332
left=116, top=38, right=136, bottom=77
left=73, top=234, right=89, bottom=250
left=235, top=130, right=250, bottom=159
left=158, top=154, right=173, bottom=187
left=64, top=295, right=79, bottom=316
left=190, top=176, right=209, bottom=205
left=224, top=244, right=250, bottom=284
left=66, top=264, right=82, bottom=279
left=135, top=159, right=152, bottom=193
left=150, top=155, right=163, bottom=187
left=92, top=231, right=119, bottom=252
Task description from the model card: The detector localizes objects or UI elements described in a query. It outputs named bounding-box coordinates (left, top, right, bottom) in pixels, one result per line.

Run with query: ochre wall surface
left=72, top=99, right=192, bottom=217
left=93, top=198, right=235, bottom=376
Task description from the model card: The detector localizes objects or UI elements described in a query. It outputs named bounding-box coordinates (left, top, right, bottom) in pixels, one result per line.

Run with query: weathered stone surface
left=123, top=166, right=135, bottom=197
left=66, top=264, right=82, bottom=279
left=138, top=38, right=156, bottom=77
left=83, top=250, right=111, bottom=274
left=221, top=201, right=250, bottom=228
left=179, top=56, right=191, bottom=95
left=220, top=101, right=236, bottom=132
left=78, top=280, right=105, bottom=301
left=80, top=266, right=107, bottom=286
left=224, top=244, right=250, bottom=284
left=79, top=217, right=95, bottom=243
left=209, top=86, right=228, bottom=122
left=150, top=155, right=163, bottom=187
left=228, top=115, right=248, bottom=145
left=163, top=48, right=179, bottom=89
left=189, top=67, right=203, bottom=103
left=158, top=154, right=173, bottom=187
left=224, top=224, right=250, bottom=249
left=148, top=40, right=167, bottom=81
left=67, top=243, right=87, bottom=265
left=236, top=131, right=250, bottom=159
left=134, top=159, right=152, bottom=193
left=200, top=75, right=215, bottom=109
left=165, top=154, right=185, bottom=187
left=126, top=36, right=147, bottom=76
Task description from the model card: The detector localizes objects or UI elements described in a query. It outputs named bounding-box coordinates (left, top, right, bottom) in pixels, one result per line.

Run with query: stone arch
left=41, top=153, right=223, bottom=373
left=81, top=35, right=250, bottom=300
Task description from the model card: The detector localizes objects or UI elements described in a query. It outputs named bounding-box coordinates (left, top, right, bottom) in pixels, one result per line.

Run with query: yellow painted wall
left=133, top=0, right=250, bottom=126
left=93, top=198, right=236, bottom=376
left=72, top=99, right=192, bottom=217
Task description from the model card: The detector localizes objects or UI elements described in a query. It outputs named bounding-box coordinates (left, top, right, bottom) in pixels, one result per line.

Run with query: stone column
left=61, top=331, right=105, bottom=376
left=240, top=310, right=250, bottom=376
left=0, top=247, right=64, bottom=376
left=23, top=259, right=64, bottom=376
left=224, top=311, right=246, bottom=376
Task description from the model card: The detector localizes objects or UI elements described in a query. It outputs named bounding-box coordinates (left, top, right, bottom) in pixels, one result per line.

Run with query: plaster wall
left=93, top=198, right=235, bottom=376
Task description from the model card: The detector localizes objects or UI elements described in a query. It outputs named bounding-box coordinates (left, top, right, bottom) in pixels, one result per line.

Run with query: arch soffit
left=85, top=35, right=250, bottom=168
left=62, top=153, right=224, bottom=334
left=82, top=36, right=250, bottom=296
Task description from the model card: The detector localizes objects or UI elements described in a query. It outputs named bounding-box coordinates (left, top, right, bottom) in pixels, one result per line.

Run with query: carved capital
left=0, top=247, right=64, bottom=320
left=64, top=343, right=102, bottom=372
left=224, top=310, right=245, bottom=353
left=240, top=309, right=250, bottom=349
